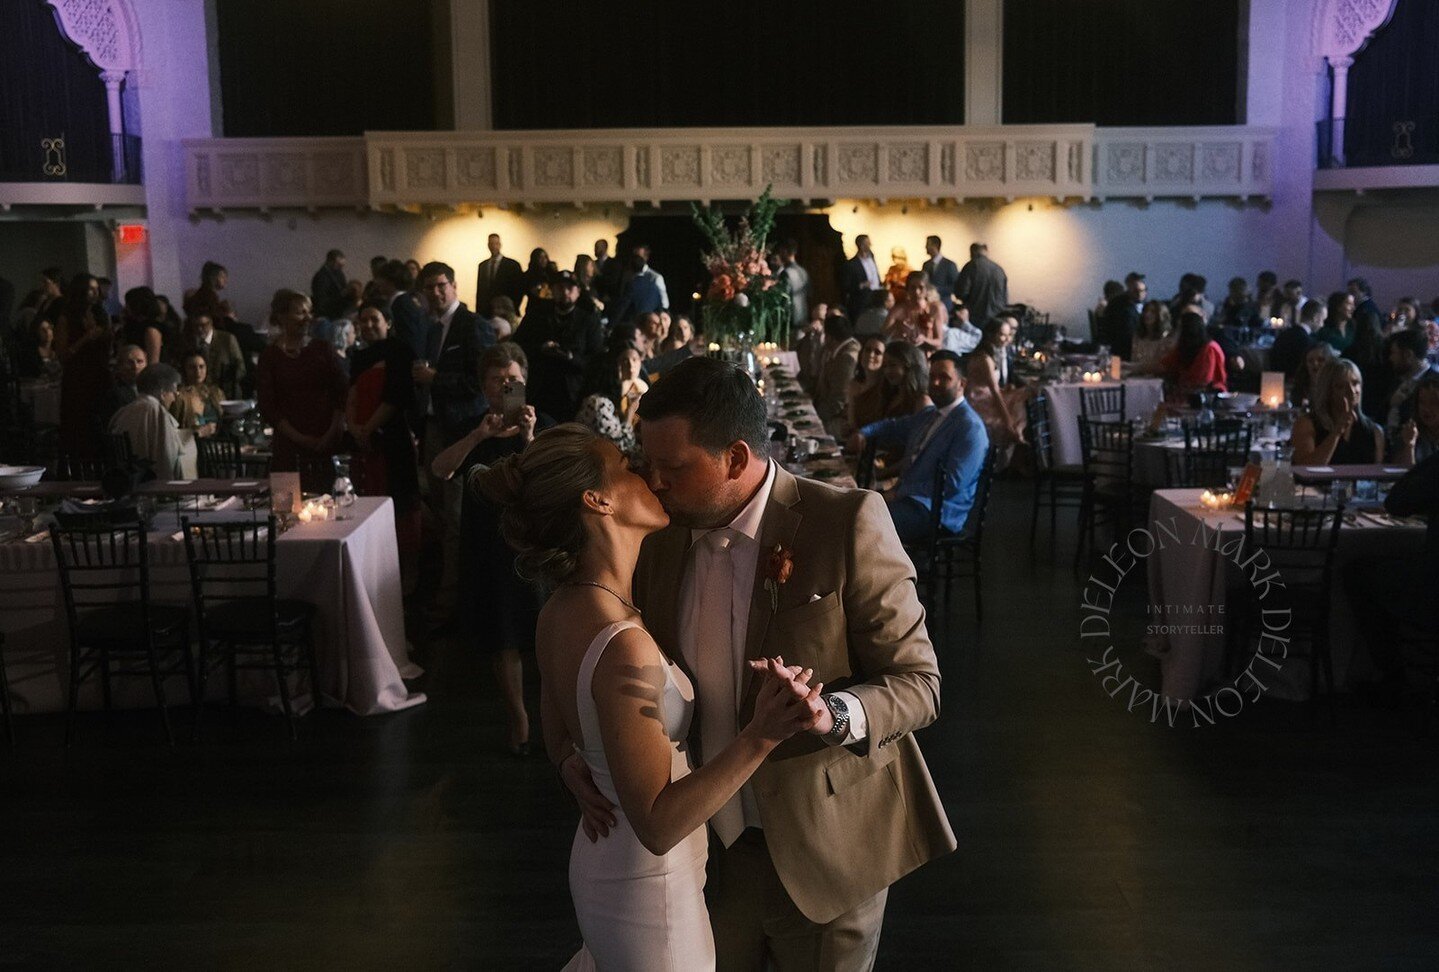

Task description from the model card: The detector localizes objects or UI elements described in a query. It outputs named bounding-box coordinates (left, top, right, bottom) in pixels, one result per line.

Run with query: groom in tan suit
left=565, top=356, right=955, bottom=970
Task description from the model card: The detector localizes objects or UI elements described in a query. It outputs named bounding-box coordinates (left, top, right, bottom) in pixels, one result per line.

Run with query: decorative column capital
left=100, top=70, right=127, bottom=88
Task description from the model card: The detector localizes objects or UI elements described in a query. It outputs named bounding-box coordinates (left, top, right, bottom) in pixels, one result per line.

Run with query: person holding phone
left=431, top=342, right=553, bottom=756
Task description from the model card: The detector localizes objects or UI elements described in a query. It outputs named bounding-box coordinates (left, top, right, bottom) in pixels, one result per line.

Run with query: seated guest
left=255, top=289, right=348, bottom=490
left=1213, top=276, right=1257, bottom=332
left=1384, top=327, right=1435, bottom=438
left=1291, top=358, right=1385, bottom=465
left=638, top=311, right=669, bottom=351
left=1131, top=300, right=1174, bottom=367
left=848, top=339, right=931, bottom=436
left=430, top=342, right=552, bottom=757
left=660, top=314, right=695, bottom=353
left=944, top=299, right=983, bottom=355
left=1093, top=279, right=1123, bottom=329
left=845, top=335, right=888, bottom=436
left=965, top=315, right=1030, bottom=465
left=487, top=295, right=519, bottom=340
left=92, top=343, right=148, bottom=447
left=576, top=346, right=648, bottom=457
left=813, top=312, right=861, bottom=438
left=1156, top=311, right=1228, bottom=401
left=182, top=313, right=247, bottom=399
left=514, top=270, right=604, bottom=422
left=1393, top=373, right=1439, bottom=466
left=109, top=363, right=186, bottom=479
left=884, top=271, right=947, bottom=350
left=849, top=350, right=989, bottom=545
left=170, top=350, right=222, bottom=438
left=854, top=288, right=893, bottom=338
left=1270, top=298, right=1322, bottom=381
left=17, top=317, right=62, bottom=379
left=1290, top=341, right=1338, bottom=408
left=1315, top=291, right=1356, bottom=352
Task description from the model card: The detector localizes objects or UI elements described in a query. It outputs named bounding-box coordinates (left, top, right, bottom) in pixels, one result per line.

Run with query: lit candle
left=1269, top=316, right=1283, bottom=328
left=1260, top=371, right=1285, bottom=410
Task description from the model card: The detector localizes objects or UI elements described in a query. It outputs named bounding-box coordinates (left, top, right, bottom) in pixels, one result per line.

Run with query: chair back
left=1183, top=418, right=1251, bottom=455
left=1078, top=417, right=1135, bottom=489
left=56, top=454, right=107, bottom=482
left=1079, top=383, right=1126, bottom=422
left=196, top=435, right=268, bottom=479
left=180, top=515, right=280, bottom=638
left=103, top=432, right=135, bottom=469
left=1165, top=448, right=1238, bottom=489
left=1241, top=502, right=1345, bottom=602
left=1024, top=392, right=1056, bottom=473
left=855, top=439, right=879, bottom=489
left=49, top=522, right=154, bottom=637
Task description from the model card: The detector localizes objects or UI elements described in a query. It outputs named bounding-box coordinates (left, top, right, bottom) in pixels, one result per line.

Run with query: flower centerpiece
left=691, top=187, right=792, bottom=350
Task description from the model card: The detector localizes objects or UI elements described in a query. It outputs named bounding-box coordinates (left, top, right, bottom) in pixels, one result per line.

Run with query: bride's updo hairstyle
left=472, top=423, right=608, bottom=585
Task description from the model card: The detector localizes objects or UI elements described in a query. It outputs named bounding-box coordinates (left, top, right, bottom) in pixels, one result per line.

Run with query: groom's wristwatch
left=822, top=694, right=850, bottom=743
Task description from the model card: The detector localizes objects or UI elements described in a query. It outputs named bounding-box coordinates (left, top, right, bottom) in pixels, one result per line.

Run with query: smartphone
left=502, top=380, right=526, bottom=426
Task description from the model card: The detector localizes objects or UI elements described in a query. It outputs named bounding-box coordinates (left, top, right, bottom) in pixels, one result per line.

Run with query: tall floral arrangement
left=691, top=187, right=792, bottom=346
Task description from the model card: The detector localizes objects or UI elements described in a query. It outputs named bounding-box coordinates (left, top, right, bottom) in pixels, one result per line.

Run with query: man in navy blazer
left=850, top=350, right=989, bottom=544
left=922, top=235, right=960, bottom=315
left=475, top=233, right=524, bottom=313
left=610, top=252, right=665, bottom=324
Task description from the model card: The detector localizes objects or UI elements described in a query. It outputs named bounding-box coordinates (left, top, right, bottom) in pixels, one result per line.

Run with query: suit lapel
left=738, top=468, right=802, bottom=717
left=639, top=525, right=694, bottom=686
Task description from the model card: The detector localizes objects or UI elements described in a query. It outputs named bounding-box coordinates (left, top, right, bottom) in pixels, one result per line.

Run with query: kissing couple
left=475, top=356, right=955, bottom=971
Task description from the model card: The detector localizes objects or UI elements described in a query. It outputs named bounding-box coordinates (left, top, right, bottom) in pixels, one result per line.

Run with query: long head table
left=0, top=496, right=424, bottom=719
left=764, top=363, right=857, bottom=488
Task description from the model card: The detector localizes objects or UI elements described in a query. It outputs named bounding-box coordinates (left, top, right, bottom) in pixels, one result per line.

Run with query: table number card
left=1232, top=463, right=1262, bottom=507
left=269, top=472, right=301, bottom=513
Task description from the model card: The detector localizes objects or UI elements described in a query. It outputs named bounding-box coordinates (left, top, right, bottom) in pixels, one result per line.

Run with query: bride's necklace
left=565, top=580, right=640, bottom=615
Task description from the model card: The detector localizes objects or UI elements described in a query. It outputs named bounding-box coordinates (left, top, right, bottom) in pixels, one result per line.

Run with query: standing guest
left=1291, top=358, right=1384, bottom=465
left=521, top=248, right=554, bottom=312
left=430, top=342, right=549, bottom=756
left=182, top=261, right=229, bottom=323
left=574, top=254, right=603, bottom=316
left=594, top=238, right=623, bottom=308
left=1392, top=374, right=1439, bottom=465
left=884, top=271, right=947, bottom=350
left=957, top=242, right=1009, bottom=328
left=813, top=312, right=861, bottom=437
left=310, top=249, right=349, bottom=321
left=609, top=250, right=666, bottom=325
left=1348, top=277, right=1384, bottom=336
left=182, top=313, right=246, bottom=399
left=19, top=267, right=63, bottom=326
left=1214, top=277, right=1257, bottom=332
left=404, top=258, right=422, bottom=283
left=1385, top=328, right=1437, bottom=438
left=1099, top=272, right=1146, bottom=360
left=848, top=340, right=931, bottom=443
left=475, top=233, right=525, bottom=313
left=255, top=290, right=348, bottom=491
left=1291, top=342, right=1338, bottom=409
left=169, top=350, right=222, bottom=438
left=1387, top=297, right=1422, bottom=335
left=369, top=255, right=388, bottom=281
left=109, top=363, right=187, bottom=479
left=1270, top=298, right=1322, bottom=380
left=52, top=274, right=106, bottom=359
left=96, top=276, right=121, bottom=322
left=337, top=280, right=366, bottom=321
left=1316, top=291, right=1357, bottom=352
left=119, top=287, right=167, bottom=366
left=845, top=335, right=888, bottom=436
left=18, top=317, right=62, bottom=379
left=1093, top=279, right=1123, bottom=330
left=576, top=345, right=648, bottom=457
left=60, top=328, right=126, bottom=461
left=372, top=259, right=429, bottom=361
left=1155, top=312, right=1228, bottom=401
left=850, top=349, right=990, bottom=544
left=883, top=246, right=912, bottom=304
left=854, top=288, right=893, bottom=338
left=922, top=235, right=960, bottom=314
left=1131, top=300, right=1174, bottom=367
left=965, top=315, right=1030, bottom=464
left=794, top=303, right=827, bottom=394
left=515, top=270, right=604, bottom=422
left=841, top=234, right=883, bottom=320
left=92, top=343, right=148, bottom=451
left=1348, top=311, right=1389, bottom=419
left=775, top=239, right=810, bottom=328
left=347, top=300, right=422, bottom=592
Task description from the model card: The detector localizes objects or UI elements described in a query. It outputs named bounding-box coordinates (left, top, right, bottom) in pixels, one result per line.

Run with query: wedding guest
left=841, top=234, right=883, bottom=319
left=1392, top=374, right=1439, bottom=465
left=775, top=239, right=810, bottom=327
left=310, top=249, right=348, bottom=320
left=475, top=233, right=525, bottom=313
left=182, top=313, right=247, bottom=399
left=854, top=288, right=893, bottom=338
left=1275, top=279, right=1306, bottom=326
left=487, top=295, right=519, bottom=340
left=182, top=261, right=229, bottom=323
left=1093, top=279, right=1123, bottom=329
left=17, top=317, right=62, bottom=380
left=1253, top=270, right=1279, bottom=322
left=169, top=350, right=222, bottom=437
left=522, top=247, right=553, bottom=312
left=1291, top=358, right=1384, bottom=465
left=945, top=298, right=984, bottom=355
left=96, top=276, right=121, bottom=323
left=1270, top=299, right=1322, bottom=381
left=1386, top=328, right=1437, bottom=439
left=1290, top=341, right=1338, bottom=408
left=430, top=341, right=550, bottom=756
left=574, top=254, right=603, bottom=316
left=515, top=270, right=604, bottom=422
left=813, top=312, right=861, bottom=437
left=1154, top=312, right=1227, bottom=401
left=91, top=343, right=147, bottom=449
left=18, top=267, right=62, bottom=326
left=1131, top=299, right=1174, bottom=367
left=609, top=248, right=667, bottom=324
left=1346, top=309, right=1391, bottom=419
left=1315, top=291, right=1356, bottom=352
left=883, top=245, right=912, bottom=303
left=850, top=350, right=990, bottom=544
left=109, top=363, right=186, bottom=479
left=119, top=287, right=166, bottom=366
left=638, top=310, right=669, bottom=351
left=660, top=314, right=694, bottom=353
left=922, top=236, right=960, bottom=314
left=844, top=335, right=887, bottom=435
left=1214, top=276, right=1257, bottom=332
left=957, top=242, right=1009, bottom=327
left=51, top=274, right=106, bottom=359
left=255, top=289, right=347, bottom=490
left=965, top=315, right=1030, bottom=464
left=593, top=238, right=623, bottom=307
left=848, top=341, right=931, bottom=462
left=795, top=304, right=826, bottom=393
left=884, top=271, right=946, bottom=350
left=404, top=258, right=422, bottom=283
left=1167, top=272, right=1213, bottom=320
left=1099, top=272, right=1146, bottom=360
left=576, top=345, right=648, bottom=457
left=1348, top=277, right=1384, bottom=337
left=347, top=300, right=421, bottom=590
left=58, top=315, right=119, bottom=460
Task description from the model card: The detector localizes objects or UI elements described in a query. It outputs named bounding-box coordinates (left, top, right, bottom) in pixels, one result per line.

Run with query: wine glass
left=15, top=497, right=40, bottom=537
left=332, top=455, right=355, bottom=521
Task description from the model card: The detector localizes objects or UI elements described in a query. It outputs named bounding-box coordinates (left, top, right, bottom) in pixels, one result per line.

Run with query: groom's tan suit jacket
left=635, top=466, right=956, bottom=924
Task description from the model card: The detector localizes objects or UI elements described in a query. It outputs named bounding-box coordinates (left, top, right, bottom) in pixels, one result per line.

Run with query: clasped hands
left=745, top=655, right=832, bottom=742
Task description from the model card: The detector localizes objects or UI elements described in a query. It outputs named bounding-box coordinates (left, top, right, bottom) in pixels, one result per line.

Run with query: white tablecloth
left=1145, top=489, right=1424, bottom=701
left=1044, top=378, right=1165, bottom=467
left=0, top=496, right=424, bottom=717
left=1133, top=435, right=1284, bottom=486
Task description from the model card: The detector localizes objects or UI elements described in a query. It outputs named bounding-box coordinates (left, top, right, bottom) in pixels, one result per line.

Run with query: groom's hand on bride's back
left=560, top=751, right=617, bottom=843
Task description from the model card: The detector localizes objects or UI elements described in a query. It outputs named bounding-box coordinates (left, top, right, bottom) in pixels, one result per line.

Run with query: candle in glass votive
left=1259, top=371, right=1285, bottom=409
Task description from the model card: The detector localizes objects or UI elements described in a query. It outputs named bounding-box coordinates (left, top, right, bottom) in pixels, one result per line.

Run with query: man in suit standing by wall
left=922, top=236, right=960, bottom=316
left=310, top=249, right=348, bottom=320
left=1100, top=271, right=1146, bottom=361
left=957, top=241, right=1009, bottom=328
left=610, top=248, right=667, bottom=325
left=475, top=233, right=524, bottom=315
left=841, top=234, right=883, bottom=321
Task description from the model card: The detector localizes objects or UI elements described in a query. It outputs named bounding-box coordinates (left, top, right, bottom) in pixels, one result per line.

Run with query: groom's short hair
left=637, top=356, right=769, bottom=459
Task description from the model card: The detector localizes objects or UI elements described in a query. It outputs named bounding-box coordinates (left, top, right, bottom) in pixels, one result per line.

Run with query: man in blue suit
left=610, top=250, right=666, bottom=324
left=922, top=235, right=960, bottom=315
left=850, top=350, right=989, bottom=545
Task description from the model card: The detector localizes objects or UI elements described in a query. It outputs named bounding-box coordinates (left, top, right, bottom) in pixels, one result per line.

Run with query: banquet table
left=1145, top=488, right=1425, bottom=702
left=1133, top=430, right=1286, bottom=486
left=1044, top=377, right=1165, bottom=467
left=0, top=495, right=425, bottom=718
left=764, top=362, right=857, bottom=488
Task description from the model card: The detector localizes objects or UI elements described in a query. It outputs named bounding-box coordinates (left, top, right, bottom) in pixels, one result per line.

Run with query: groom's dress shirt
left=679, top=461, right=868, bottom=834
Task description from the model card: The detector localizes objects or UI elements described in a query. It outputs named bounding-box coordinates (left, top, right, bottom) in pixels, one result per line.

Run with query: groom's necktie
left=696, top=528, right=745, bottom=847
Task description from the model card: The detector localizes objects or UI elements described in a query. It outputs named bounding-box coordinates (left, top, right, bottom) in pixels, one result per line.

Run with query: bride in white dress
left=474, top=425, right=823, bottom=971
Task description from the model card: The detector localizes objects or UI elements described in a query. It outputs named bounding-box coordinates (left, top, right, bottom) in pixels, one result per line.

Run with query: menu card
left=1232, top=462, right=1262, bottom=507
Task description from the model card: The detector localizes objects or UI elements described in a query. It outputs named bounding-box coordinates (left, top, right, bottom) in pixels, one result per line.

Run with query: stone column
left=100, top=70, right=127, bottom=181
left=1328, top=55, right=1353, bottom=166
left=450, top=0, right=493, bottom=130
left=964, top=0, right=1003, bottom=125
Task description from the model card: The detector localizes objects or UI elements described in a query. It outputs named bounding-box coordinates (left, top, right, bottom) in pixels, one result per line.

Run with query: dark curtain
left=216, top=0, right=438, bottom=136
left=1002, top=0, right=1239, bottom=125
left=0, top=1, right=110, bottom=182
left=1345, top=0, right=1439, bottom=166
left=490, top=0, right=965, bottom=129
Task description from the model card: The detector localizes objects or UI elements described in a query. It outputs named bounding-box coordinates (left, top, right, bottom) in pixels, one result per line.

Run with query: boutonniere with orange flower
left=763, top=543, right=794, bottom=612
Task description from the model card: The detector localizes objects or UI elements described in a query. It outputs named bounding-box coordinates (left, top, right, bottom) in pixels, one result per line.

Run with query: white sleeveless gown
left=561, top=620, right=715, bottom=971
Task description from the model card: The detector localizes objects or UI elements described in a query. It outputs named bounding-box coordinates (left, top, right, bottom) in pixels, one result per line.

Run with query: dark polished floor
left=3, top=483, right=1437, bottom=970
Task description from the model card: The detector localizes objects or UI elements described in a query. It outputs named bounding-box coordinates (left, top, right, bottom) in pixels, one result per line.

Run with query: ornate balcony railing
left=182, top=125, right=1278, bottom=213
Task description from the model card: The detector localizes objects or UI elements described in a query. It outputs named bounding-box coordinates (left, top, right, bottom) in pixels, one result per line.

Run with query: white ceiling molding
left=44, top=0, right=141, bottom=73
